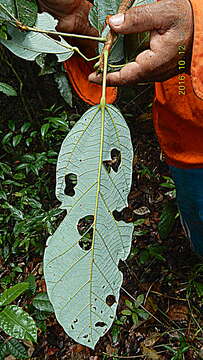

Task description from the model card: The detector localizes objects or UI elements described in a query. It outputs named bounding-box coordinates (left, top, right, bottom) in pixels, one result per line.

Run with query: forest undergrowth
left=0, top=51, right=202, bottom=360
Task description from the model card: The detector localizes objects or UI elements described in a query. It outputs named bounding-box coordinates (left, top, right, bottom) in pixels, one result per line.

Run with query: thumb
left=109, top=2, right=167, bottom=34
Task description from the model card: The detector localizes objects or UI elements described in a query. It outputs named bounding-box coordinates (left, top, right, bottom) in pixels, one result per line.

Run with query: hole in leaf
left=64, top=173, right=77, bottom=196
left=73, top=319, right=78, bottom=323
left=77, top=215, right=94, bottom=251
left=95, top=322, right=107, bottom=327
left=112, top=207, right=134, bottom=223
left=71, top=325, right=74, bottom=330
left=92, top=306, right=96, bottom=311
left=110, top=315, right=114, bottom=319
left=112, top=210, right=122, bottom=221
left=103, top=148, right=121, bottom=173
left=83, top=334, right=88, bottom=338
left=106, top=295, right=116, bottom=307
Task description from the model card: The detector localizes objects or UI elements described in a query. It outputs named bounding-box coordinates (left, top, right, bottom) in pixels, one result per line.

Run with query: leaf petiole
left=100, top=49, right=109, bottom=107
left=19, top=24, right=107, bottom=43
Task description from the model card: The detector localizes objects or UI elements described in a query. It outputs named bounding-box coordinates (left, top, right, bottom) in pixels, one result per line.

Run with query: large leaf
left=0, top=305, right=37, bottom=342
left=0, top=282, right=29, bottom=307
left=0, top=13, right=74, bottom=62
left=44, top=104, right=133, bottom=349
left=0, top=0, right=37, bottom=26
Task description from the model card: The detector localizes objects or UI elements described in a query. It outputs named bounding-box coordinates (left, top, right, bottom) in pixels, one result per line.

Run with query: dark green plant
left=121, top=295, right=149, bottom=325
left=163, top=336, right=190, bottom=360
left=138, top=244, right=166, bottom=264
left=0, top=282, right=37, bottom=359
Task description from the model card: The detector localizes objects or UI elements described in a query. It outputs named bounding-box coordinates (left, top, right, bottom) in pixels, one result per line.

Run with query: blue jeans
left=170, top=166, right=203, bottom=256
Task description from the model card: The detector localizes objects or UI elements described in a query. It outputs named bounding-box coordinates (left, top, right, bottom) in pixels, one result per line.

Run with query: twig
left=97, top=0, right=134, bottom=72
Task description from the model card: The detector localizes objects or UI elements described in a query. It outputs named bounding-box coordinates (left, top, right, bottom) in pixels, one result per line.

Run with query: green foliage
left=89, top=0, right=120, bottom=34
left=163, top=336, right=190, bottom=360
left=158, top=200, right=177, bottom=239
left=5, top=338, right=29, bottom=359
left=0, top=82, right=17, bottom=96
left=0, top=282, right=29, bottom=306
left=0, top=282, right=37, bottom=351
left=32, top=292, right=54, bottom=313
left=160, top=176, right=176, bottom=198
left=121, top=295, right=149, bottom=325
left=0, top=104, right=74, bottom=256
left=138, top=244, right=166, bottom=264
left=0, top=0, right=37, bottom=30
left=0, top=305, right=37, bottom=342
left=14, top=0, right=38, bottom=26
left=0, top=22, right=8, bottom=40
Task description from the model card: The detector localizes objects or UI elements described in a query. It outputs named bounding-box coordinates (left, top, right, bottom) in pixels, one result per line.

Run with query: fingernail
left=109, top=13, right=124, bottom=26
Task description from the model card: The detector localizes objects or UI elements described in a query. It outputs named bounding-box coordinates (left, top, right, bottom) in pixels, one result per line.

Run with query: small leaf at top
left=0, top=0, right=37, bottom=26
left=15, top=0, right=38, bottom=26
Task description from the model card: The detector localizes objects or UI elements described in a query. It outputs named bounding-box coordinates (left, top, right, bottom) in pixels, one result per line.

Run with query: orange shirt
left=153, top=0, right=203, bottom=168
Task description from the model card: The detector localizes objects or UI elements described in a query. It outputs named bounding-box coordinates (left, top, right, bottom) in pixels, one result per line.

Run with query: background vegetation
left=0, top=47, right=202, bottom=359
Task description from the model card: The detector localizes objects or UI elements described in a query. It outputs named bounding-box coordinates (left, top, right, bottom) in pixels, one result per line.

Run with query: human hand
left=38, top=0, right=98, bottom=57
left=89, top=0, right=193, bottom=85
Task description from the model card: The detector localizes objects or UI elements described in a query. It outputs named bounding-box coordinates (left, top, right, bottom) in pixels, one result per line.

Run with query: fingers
left=109, top=1, right=171, bottom=34
left=89, top=47, right=177, bottom=86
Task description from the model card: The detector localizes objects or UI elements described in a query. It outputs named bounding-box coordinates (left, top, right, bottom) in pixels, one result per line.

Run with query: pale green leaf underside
left=44, top=104, right=133, bottom=349
left=0, top=13, right=74, bottom=62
